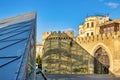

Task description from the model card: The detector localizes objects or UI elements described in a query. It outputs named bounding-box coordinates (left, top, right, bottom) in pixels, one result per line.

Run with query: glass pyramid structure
left=0, top=12, right=36, bottom=80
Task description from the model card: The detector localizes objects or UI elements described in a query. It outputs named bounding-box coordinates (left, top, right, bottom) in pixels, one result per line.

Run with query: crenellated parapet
left=63, top=30, right=74, bottom=38
left=76, top=31, right=120, bottom=44
left=42, top=30, right=74, bottom=41
left=42, top=32, right=51, bottom=40
left=42, top=32, right=51, bottom=45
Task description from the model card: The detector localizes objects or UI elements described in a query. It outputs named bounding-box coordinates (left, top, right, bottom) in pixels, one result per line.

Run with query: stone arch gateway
left=94, top=47, right=110, bottom=74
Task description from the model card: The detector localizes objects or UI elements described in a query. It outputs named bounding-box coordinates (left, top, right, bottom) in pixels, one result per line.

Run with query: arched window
left=87, top=33, right=89, bottom=36
left=91, top=22, right=94, bottom=27
left=91, top=32, right=94, bottom=36
left=87, top=23, right=89, bottom=28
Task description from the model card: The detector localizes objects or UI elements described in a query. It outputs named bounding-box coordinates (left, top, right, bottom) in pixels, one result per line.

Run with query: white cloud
left=48, top=27, right=74, bottom=32
left=62, top=28, right=74, bottom=31
left=62, top=28, right=79, bottom=36
left=105, top=2, right=119, bottom=8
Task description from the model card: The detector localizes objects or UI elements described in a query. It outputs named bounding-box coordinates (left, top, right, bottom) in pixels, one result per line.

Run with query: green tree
left=36, top=55, right=42, bottom=69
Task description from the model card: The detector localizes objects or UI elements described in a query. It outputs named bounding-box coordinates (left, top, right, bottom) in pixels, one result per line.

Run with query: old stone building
left=36, top=43, right=43, bottom=57
left=42, top=31, right=96, bottom=74
left=78, top=15, right=110, bottom=37
left=76, top=15, right=120, bottom=75
left=42, top=15, right=120, bottom=76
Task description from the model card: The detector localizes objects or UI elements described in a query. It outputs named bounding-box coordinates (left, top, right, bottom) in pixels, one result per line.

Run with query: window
left=111, top=27, right=114, bottom=31
left=108, top=28, right=110, bottom=32
left=87, top=33, right=89, bottom=36
left=104, top=28, right=107, bottom=33
left=87, top=23, right=89, bottom=28
left=91, top=32, right=94, bottom=36
left=91, top=22, right=94, bottom=27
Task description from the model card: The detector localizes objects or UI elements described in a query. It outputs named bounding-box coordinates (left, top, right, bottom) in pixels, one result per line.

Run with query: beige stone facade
left=36, top=43, right=43, bottom=57
left=78, top=15, right=109, bottom=37
left=76, top=15, right=120, bottom=75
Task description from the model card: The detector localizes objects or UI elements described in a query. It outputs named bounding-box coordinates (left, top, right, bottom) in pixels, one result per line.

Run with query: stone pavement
left=45, top=74, right=120, bottom=80
left=36, top=74, right=45, bottom=80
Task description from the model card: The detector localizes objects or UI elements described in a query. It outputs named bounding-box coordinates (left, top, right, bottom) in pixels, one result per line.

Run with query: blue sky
left=0, top=0, right=120, bottom=43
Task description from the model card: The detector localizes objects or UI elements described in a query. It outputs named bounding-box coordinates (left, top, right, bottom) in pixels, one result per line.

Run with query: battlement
left=42, top=32, right=51, bottom=35
left=42, top=30, right=74, bottom=40
left=42, top=32, right=51, bottom=39
left=76, top=31, right=120, bottom=44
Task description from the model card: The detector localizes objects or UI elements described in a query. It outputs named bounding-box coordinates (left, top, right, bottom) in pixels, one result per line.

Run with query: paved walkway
left=45, top=74, right=120, bottom=80
left=36, top=74, right=45, bottom=80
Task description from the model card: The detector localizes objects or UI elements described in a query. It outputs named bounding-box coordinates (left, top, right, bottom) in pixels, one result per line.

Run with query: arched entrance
left=94, top=47, right=110, bottom=74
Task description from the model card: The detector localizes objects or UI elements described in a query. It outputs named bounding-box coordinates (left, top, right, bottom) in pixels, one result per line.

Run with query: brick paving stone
left=44, top=74, right=120, bottom=80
